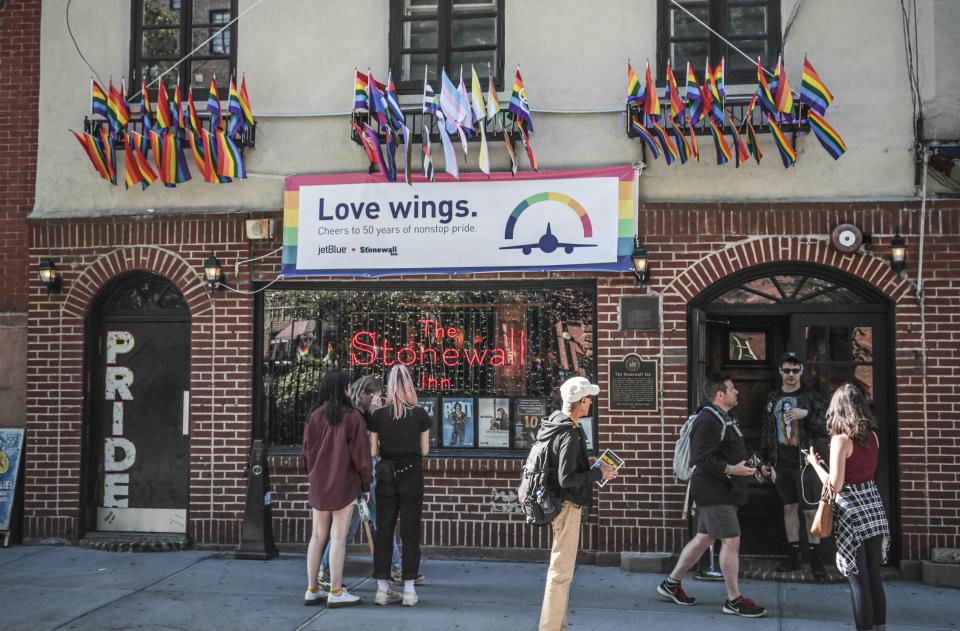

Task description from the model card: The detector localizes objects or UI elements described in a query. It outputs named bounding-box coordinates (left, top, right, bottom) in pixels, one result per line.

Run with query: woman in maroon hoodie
left=303, top=370, right=372, bottom=608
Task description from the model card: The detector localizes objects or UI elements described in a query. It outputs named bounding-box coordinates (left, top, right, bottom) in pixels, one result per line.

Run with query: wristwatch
left=724, top=464, right=734, bottom=476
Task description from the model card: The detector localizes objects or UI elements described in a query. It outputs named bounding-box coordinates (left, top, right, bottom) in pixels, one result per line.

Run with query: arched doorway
left=83, top=273, right=191, bottom=534
left=689, top=263, right=897, bottom=559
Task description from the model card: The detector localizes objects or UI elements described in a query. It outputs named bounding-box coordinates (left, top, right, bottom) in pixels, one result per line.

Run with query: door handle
left=182, top=390, right=190, bottom=436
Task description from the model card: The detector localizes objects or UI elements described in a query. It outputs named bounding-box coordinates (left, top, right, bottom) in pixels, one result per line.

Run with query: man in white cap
left=538, top=376, right=617, bottom=631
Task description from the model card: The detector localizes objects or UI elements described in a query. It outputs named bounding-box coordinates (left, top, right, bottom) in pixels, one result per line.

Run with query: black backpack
left=517, top=431, right=563, bottom=526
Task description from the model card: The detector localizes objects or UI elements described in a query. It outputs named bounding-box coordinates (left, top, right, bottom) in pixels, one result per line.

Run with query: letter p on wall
left=107, top=331, right=135, bottom=364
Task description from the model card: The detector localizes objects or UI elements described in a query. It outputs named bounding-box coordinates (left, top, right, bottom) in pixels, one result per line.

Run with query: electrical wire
left=65, top=0, right=104, bottom=86
left=220, top=274, right=284, bottom=295
left=782, top=0, right=806, bottom=50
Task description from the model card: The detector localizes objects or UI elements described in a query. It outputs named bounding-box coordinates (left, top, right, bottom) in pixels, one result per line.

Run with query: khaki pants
left=539, top=501, right=582, bottom=631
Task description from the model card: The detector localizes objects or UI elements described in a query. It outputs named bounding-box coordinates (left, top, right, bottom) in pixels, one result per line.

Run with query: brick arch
left=664, top=236, right=914, bottom=304
left=62, top=245, right=213, bottom=319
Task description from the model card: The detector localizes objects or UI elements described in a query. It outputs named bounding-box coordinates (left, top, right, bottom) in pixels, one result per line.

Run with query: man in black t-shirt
left=760, top=352, right=828, bottom=577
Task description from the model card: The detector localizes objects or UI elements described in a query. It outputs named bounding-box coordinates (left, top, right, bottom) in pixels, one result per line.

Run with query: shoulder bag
left=810, top=483, right=834, bottom=538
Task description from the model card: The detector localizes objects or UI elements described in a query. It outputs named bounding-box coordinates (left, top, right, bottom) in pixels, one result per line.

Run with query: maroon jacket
left=302, top=404, right=373, bottom=511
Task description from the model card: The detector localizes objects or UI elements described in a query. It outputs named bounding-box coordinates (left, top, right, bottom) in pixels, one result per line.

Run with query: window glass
left=670, top=4, right=709, bottom=36
left=189, top=59, right=231, bottom=92
left=404, top=19, right=439, bottom=49
left=260, top=286, right=596, bottom=450
left=452, top=16, right=497, bottom=47
left=451, top=51, right=496, bottom=77
left=142, top=61, right=180, bottom=88
left=143, top=0, right=180, bottom=26
left=192, top=0, right=231, bottom=23
left=142, top=28, right=180, bottom=58
left=206, top=10, right=231, bottom=55
left=401, top=53, right=439, bottom=83
left=727, top=4, right=766, bottom=35
left=728, top=332, right=766, bottom=361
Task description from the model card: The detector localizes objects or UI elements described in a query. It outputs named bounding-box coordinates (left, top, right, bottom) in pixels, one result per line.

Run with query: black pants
left=374, top=461, right=424, bottom=581
left=848, top=535, right=886, bottom=630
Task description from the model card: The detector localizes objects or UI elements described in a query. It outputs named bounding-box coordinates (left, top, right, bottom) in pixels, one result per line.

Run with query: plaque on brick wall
left=608, top=354, right=658, bottom=412
left=619, top=295, right=660, bottom=331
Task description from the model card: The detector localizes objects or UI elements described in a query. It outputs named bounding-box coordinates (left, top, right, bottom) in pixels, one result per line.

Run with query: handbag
left=810, top=484, right=835, bottom=538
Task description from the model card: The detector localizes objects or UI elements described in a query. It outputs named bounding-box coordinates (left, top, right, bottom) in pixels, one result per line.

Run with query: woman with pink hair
left=367, top=364, right=432, bottom=607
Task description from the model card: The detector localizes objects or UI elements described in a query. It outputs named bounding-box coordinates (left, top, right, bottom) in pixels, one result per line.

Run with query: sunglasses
left=781, top=368, right=802, bottom=374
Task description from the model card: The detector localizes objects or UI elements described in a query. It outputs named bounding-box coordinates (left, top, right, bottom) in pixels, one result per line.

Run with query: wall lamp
left=37, top=258, right=62, bottom=293
left=890, top=230, right=906, bottom=273
left=203, top=254, right=225, bottom=289
left=630, top=239, right=650, bottom=285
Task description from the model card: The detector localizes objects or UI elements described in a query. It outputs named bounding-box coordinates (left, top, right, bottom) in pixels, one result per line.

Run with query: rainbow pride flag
left=354, top=70, right=369, bottom=112
left=647, top=116, right=678, bottom=165
left=756, top=58, right=778, bottom=117
left=706, top=117, right=731, bottom=165
left=508, top=66, right=534, bottom=132
left=98, top=127, right=116, bottom=185
left=155, top=83, right=172, bottom=129
left=643, top=62, right=660, bottom=118
left=685, top=63, right=703, bottom=124
left=227, top=76, right=244, bottom=135
left=72, top=130, right=110, bottom=182
left=215, top=129, right=246, bottom=179
left=187, top=129, right=207, bottom=176
left=686, top=112, right=700, bottom=161
left=774, top=56, right=794, bottom=114
left=187, top=88, right=202, bottom=136
left=207, top=76, right=221, bottom=131
left=667, top=117, right=691, bottom=164
left=239, top=76, right=255, bottom=128
left=91, top=80, right=109, bottom=118
left=124, top=135, right=145, bottom=189
left=171, top=84, right=182, bottom=130
left=800, top=56, right=833, bottom=115
left=630, top=117, right=660, bottom=160
left=728, top=118, right=750, bottom=168
left=127, top=132, right=157, bottom=187
left=808, top=111, right=847, bottom=159
left=767, top=115, right=797, bottom=167
left=199, top=130, right=221, bottom=183
left=107, top=80, right=130, bottom=133
left=160, top=132, right=178, bottom=185
left=711, top=58, right=725, bottom=99
left=744, top=118, right=763, bottom=164
left=627, top=62, right=643, bottom=106
left=665, top=62, right=684, bottom=122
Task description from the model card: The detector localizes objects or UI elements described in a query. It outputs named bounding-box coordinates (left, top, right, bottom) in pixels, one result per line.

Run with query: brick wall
left=25, top=201, right=960, bottom=561
left=0, top=0, right=40, bottom=429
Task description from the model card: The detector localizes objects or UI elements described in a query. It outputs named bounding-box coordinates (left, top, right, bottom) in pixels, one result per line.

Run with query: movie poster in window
left=478, top=397, right=510, bottom=448
left=418, top=397, right=439, bottom=447
left=513, top=398, right=546, bottom=450
left=442, top=397, right=474, bottom=448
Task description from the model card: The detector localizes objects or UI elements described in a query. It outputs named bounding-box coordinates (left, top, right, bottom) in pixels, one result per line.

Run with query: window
left=389, top=0, right=505, bottom=94
left=209, top=9, right=230, bottom=55
left=131, top=0, right=237, bottom=99
left=258, top=283, right=597, bottom=454
left=657, top=0, right=781, bottom=86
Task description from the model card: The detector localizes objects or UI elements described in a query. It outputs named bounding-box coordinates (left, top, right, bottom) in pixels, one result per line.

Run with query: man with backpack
left=537, top=377, right=617, bottom=631
left=657, top=374, right=767, bottom=618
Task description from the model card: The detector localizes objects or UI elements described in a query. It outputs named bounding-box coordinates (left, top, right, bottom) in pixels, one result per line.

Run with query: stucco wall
left=34, top=0, right=937, bottom=216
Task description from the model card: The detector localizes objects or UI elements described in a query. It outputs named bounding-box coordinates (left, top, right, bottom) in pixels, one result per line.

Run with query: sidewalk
left=0, top=545, right=955, bottom=631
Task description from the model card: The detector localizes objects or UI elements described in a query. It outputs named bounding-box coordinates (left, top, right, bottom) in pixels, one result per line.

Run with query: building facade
left=24, top=0, right=960, bottom=566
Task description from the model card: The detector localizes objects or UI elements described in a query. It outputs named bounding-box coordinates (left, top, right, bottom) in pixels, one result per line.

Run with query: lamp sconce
left=630, top=239, right=650, bottom=285
left=203, top=254, right=225, bottom=290
left=37, top=258, right=62, bottom=293
left=889, top=230, right=906, bottom=274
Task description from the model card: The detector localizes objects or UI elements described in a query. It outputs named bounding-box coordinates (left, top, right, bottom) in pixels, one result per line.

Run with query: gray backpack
left=672, top=406, right=728, bottom=481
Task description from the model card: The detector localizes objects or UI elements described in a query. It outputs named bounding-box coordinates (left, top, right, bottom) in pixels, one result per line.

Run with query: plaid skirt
left=834, top=480, right=890, bottom=576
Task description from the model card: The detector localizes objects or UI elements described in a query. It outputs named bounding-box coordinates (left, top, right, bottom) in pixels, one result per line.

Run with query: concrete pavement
left=0, top=545, right=955, bottom=630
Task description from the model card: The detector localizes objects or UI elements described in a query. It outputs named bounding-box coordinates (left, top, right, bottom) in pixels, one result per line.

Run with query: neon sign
left=350, top=319, right=527, bottom=391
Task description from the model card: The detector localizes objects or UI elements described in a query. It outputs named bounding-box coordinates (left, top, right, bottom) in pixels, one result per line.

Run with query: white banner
left=282, top=166, right=635, bottom=276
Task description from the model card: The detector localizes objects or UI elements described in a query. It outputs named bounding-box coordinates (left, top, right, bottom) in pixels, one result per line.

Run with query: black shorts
left=774, top=465, right=822, bottom=511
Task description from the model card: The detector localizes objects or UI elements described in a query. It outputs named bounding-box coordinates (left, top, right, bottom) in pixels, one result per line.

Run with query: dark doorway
left=85, top=274, right=191, bottom=534
left=689, top=264, right=896, bottom=559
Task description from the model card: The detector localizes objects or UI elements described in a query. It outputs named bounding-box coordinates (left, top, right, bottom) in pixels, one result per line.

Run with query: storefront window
left=258, top=284, right=596, bottom=452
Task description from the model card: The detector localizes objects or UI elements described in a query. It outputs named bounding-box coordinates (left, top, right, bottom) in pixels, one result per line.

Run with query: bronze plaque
left=608, top=354, right=658, bottom=412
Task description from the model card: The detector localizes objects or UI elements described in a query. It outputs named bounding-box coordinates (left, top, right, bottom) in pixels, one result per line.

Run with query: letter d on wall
left=104, top=437, right=137, bottom=472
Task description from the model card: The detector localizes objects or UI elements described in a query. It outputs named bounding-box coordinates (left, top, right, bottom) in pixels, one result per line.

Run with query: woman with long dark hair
left=302, top=370, right=372, bottom=608
left=368, top=364, right=432, bottom=606
left=807, top=383, right=889, bottom=631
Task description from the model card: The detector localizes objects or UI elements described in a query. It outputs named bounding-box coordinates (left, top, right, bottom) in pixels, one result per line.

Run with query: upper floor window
left=657, top=0, right=781, bottom=86
left=389, top=0, right=505, bottom=94
left=131, top=0, right=237, bottom=100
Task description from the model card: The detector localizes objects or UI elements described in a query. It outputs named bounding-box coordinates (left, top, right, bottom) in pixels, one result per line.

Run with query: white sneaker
left=327, top=587, right=361, bottom=608
left=402, top=591, right=419, bottom=607
left=304, top=588, right=327, bottom=606
left=375, top=589, right=403, bottom=606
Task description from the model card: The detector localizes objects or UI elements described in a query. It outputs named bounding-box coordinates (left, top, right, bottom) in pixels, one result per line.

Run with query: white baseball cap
left=560, top=376, right=600, bottom=404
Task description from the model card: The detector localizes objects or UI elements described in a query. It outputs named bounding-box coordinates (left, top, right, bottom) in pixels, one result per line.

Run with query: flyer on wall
left=478, top=397, right=511, bottom=448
